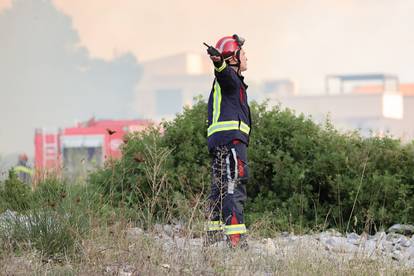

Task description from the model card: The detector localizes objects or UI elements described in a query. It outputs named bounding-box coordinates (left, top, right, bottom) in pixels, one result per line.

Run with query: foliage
left=0, top=170, right=32, bottom=212
left=0, top=174, right=93, bottom=260
left=89, top=100, right=414, bottom=233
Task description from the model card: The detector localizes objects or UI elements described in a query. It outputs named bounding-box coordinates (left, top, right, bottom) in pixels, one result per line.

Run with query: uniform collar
left=239, top=74, right=248, bottom=89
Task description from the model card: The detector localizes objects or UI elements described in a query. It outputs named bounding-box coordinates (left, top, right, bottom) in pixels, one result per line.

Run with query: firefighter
left=204, top=34, right=251, bottom=248
left=14, top=153, right=33, bottom=186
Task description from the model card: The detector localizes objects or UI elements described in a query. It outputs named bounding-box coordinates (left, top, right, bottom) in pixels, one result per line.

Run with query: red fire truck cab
left=34, top=118, right=151, bottom=177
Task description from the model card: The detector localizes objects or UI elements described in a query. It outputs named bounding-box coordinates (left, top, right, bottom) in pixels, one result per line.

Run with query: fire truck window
left=62, top=146, right=102, bottom=181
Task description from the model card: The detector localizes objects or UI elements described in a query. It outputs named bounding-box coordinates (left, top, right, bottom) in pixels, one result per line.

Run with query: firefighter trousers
left=207, top=140, right=249, bottom=243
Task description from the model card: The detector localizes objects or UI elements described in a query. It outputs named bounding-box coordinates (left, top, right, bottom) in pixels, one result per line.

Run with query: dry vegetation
left=1, top=216, right=413, bottom=276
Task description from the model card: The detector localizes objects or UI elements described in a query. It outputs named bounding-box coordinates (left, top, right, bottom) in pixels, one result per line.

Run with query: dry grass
left=1, top=220, right=413, bottom=276
left=1, top=144, right=413, bottom=275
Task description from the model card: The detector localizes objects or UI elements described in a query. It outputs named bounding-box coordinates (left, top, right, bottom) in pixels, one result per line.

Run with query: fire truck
left=34, top=118, right=151, bottom=177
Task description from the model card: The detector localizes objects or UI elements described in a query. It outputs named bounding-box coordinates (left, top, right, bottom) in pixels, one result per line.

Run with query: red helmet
left=215, top=34, right=245, bottom=60
left=18, top=153, right=28, bottom=162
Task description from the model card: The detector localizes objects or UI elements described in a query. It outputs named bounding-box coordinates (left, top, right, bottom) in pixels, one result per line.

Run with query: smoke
left=264, top=0, right=414, bottom=92
left=51, top=0, right=414, bottom=90
left=0, top=0, right=142, bottom=155
left=1, top=0, right=414, bottom=154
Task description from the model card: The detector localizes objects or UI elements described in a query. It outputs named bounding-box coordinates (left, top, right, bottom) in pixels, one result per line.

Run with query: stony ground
left=107, top=224, right=414, bottom=275
left=1, top=222, right=414, bottom=275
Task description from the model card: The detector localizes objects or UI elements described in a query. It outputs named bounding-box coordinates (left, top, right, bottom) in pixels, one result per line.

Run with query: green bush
left=32, top=176, right=67, bottom=208
left=89, top=99, right=414, bottom=233
left=0, top=170, right=32, bottom=212
left=89, top=101, right=210, bottom=227
left=0, top=174, right=93, bottom=260
left=247, top=102, right=414, bottom=233
left=1, top=206, right=89, bottom=260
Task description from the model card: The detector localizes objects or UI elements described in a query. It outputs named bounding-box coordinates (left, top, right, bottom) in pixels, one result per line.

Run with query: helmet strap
left=225, top=49, right=242, bottom=75
left=234, top=49, right=241, bottom=75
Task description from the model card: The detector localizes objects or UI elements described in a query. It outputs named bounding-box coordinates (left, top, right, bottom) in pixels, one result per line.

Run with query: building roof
left=353, top=83, right=414, bottom=95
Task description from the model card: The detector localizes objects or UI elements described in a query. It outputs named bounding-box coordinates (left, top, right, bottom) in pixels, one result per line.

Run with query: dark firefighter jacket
left=207, top=61, right=252, bottom=152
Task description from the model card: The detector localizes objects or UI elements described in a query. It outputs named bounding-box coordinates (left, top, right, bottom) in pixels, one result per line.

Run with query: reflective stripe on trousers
left=207, top=120, right=250, bottom=137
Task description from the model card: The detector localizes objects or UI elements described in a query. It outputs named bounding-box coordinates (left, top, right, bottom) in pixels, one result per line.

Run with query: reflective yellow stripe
left=14, top=166, right=34, bottom=175
left=224, top=224, right=247, bottom=235
left=206, top=220, right=224, bottom=231
left=239, top=121, right=250, bottom=133
left=207, top=120, right=250, bottom=137
left=215, top=61, right=227, bottom=72
left=212, top=82, right=222, bottom=124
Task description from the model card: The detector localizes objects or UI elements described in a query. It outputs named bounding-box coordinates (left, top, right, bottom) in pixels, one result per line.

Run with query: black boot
left=203, top=230, right=225, bottom=247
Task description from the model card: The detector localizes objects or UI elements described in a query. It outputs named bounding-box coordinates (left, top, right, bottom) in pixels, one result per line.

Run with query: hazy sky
left=0, top=0, right=141, bottom=155
left=13, top=0, right=414, bottom=86
left=1, top=0, right=414, bottom=156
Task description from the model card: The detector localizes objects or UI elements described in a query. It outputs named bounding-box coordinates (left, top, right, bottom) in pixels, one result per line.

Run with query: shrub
left=0, top=206, right=89, bottom=260
left=0, top=174, right=93, bottom=260
left=32, top=175, right=67, bottom=209
left=89, top=99, right=414, bottom=233
left=0, top=170, right=32, bottom=212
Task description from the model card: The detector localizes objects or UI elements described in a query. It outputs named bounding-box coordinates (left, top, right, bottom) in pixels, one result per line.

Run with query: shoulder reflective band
left=207, top=120, right=250, bottom=137
left=14, top=166, right=34, bottom=175
left=212, top=81, right=222, bottom=124
left=224, top=224, right=247, bottom=235
left=215, top=61, right=227, bottom=72
left=206, top=220, right=224, bottom=231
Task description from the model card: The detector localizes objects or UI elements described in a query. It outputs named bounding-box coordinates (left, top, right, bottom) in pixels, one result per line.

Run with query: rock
left=323, top=236, right=358, bottom=254
left=119, top=225, right=414, bottom=269
left=317, top=230, right=342, bottom=244
left=264, top=238, right=277, bottom=254
left=105, top=264, right=135, bottom=275
left=174, top=237, right=186, bottom=249
left=396, top=236, right=411, bottom=247
left=119, top=265, right=135, bottom=276
left=387, top=224, right=414, bottom=236
left=359, top=239, right=378, bottom=255
left=174, top=223, right=184, bottom=232
left=161, top=263, right=171, bottom=272
left=189, top=238, right=203, bottom=248
left=126, top=227, right=144, bottom=239
left=347, top=232, right=360, bottom=239
left=104, top=265, right=117, bottom=274
left=346, top=232, right=361, bottom=245
left=386, top=233, right=404, bottom=243
left=367, top=234, right=376, bottom=240
left=154, top=223, right=163, bottom=233
left=287, top=235, right=298, bottom=242
left=0, top=209, right=17, bottom=220
left=0, top=210, right=31, bottom=235
left=404, top=246, right=414, bottom=260
left=392, top=249, right=403, bottom=261
left=324, top=229, right=343, bottom=237
left=281, top=231, right=289, bottom=237
left=379, top=239, right=394, bottom=253
left=163, top=224, right=173, bottom=237
left=372, top=231, right=387, bottom=241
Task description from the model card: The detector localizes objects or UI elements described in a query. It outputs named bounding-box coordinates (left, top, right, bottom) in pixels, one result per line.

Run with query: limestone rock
left=387, top=224, right=414, bottom=236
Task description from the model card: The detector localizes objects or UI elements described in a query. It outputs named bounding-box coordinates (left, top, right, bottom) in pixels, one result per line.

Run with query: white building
left=268, top=74, right=414, bottom=141
left=135, top=53, right=212, bottom=120
left=134, top=57, right=414, bottom=141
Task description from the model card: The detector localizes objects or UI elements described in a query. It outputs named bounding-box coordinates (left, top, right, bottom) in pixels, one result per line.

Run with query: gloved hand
left=205, top=45, right=221, bottom=57
left=203, top=42, right=223, bottom=63
left=204, top=42, right=221, bottom=57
